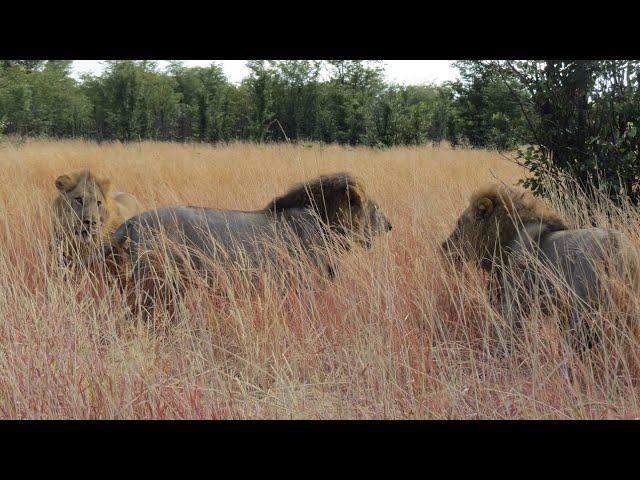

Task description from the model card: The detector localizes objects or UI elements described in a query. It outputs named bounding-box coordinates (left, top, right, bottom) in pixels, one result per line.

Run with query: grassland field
left=1, top=139, right=638, bottom=419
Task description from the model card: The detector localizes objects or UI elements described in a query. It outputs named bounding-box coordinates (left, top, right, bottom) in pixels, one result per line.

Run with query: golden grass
left=1, top=138, right=639, bottom=419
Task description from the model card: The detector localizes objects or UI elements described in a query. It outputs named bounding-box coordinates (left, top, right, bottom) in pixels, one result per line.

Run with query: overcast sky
left=71, top=60, right=459, bottom=85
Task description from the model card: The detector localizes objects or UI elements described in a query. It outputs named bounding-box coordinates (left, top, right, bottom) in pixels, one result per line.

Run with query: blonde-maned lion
left=104, top=172, right=392, bottom=318
left=52, top=169, right=142, bottom=268
left=441, top=183, right=640, bottom=350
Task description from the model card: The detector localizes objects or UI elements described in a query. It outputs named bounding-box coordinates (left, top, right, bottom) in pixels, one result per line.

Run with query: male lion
left=105, top=172, right=392, bottom=316
left=52, top=169, right=142, bottom=268
left=441, top=183, right=640, bottom=349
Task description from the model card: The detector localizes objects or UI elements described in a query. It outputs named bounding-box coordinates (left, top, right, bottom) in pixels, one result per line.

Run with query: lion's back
left=540, top=228, right=640, bottom=301
left=115, top=206, right=279, bottom=264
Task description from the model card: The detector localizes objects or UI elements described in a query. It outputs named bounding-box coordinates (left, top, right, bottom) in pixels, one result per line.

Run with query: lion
left=441, top=183, right=640, bottom=350
left=104, top=172, right=392, bottom=317
left=52, top=169, right=142, bottom=268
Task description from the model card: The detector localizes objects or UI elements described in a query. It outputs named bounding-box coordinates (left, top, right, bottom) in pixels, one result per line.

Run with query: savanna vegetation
left=2, top=60, right=640, bottom=204
left=2, top=60, right=640, bottom=418
left=1, top=140, right=640, bottom=419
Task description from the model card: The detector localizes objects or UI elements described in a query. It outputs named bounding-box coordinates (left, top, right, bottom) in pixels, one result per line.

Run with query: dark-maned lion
left=106, top=172, right=392, bottom=316
left=52, top=169, right=142, bottom=268
left=441, top=183, right=640, bottom=349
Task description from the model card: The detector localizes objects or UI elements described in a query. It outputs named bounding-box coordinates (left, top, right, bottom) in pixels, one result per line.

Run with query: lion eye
left=97, top=200, right=103, bottom=207
left=75, top=197, right=83, bottom=205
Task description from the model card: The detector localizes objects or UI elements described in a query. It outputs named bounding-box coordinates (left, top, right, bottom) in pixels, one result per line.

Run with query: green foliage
left=242, top=60, right=278, bottom=141
left=0, top=60, right=91, bottom=137
left=0, top=59, right=519, bottom=149
left=450, top=61, right=528, bottom=150
left=80, top=61, right=181, bottom=141
left=365, top=84, right=457, bottom=146
left=267, top=60, right=322, bottom=141
left=4, top=59, right=636, bottom=208
left=478, top=61, right=640, bottom=204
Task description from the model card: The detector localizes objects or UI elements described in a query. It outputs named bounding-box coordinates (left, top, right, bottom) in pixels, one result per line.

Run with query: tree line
left=2, top=59, right=639, bottom=204
left=0, top=60, right=523, bottom=149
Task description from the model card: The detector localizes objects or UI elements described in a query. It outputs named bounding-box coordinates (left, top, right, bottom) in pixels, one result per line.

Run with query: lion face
left=54, top=171, right=112, bottom=245
left=441, top=196, right=499, bottom=267
left=359, top=200, right=392, bottom=248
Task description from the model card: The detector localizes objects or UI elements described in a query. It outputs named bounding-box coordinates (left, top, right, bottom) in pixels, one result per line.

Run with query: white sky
left=70, top=60, right=459, bottom=85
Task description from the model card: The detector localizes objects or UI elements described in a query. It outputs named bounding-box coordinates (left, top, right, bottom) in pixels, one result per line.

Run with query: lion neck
left=480, top=216, right=567, bottom=272
left=276, top=207, right=354, bottom=251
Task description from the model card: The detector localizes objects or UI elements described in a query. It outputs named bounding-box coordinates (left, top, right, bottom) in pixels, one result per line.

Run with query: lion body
left=500, top=224, right=639, bottom=324
left=443, top=184, right=640, bottom=345
left=52, top=170, right=142, bottom=267
left=108, top=173, right=392, bottom=316
left=113, top=205, right=335, bottom=276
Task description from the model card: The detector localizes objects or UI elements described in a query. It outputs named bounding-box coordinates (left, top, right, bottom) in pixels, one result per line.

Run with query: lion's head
left=441, top=183, right=567, bottom=270
left=53, top=170, right=118, bottom=247
left=267, top=172, right=392, bottom=249
left=359, top=198, right=393, bottom=248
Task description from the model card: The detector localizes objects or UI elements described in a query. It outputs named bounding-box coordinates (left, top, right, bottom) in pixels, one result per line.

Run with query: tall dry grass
left=1, top=138, right=639, bottom=419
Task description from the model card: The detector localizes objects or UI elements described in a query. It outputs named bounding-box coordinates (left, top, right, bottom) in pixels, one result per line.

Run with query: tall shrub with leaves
left=269, top=60, right=322, bottom=141
left=0, top=59, right=489, bottom=149
left=241, top=61, right=277, bottom=141
left=485, top=61, right=640, bottom=204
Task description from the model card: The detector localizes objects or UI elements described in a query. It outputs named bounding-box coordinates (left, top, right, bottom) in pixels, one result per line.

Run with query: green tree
left=98, top=60, right=148, bottom=140
left=482, top=61, right=640, bottom=204
left=367, top=84, right=458, bottom=146
left=82, top=61, right=182, bottom=141
left=169, top=61, right=239, bottom=142
left=268, top=60, right=322, bottom=141
left=0, top=59, right=471, bottom=150
left=242, top=61, right=277, bottom=141
left=324, top=60, right=386, bottom=145
left=451, top=61, right=527, bottom=150
left=0, top=60, right=90, bottom=137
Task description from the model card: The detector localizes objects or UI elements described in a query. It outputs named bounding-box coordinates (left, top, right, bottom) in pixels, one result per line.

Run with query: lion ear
left=55, top=174, right=77, bottom=192
left=120, top=237, right=130, bottom=252
left=337, top=185, right=366, bottom=223
left=476, top=197, right=494, bottom=218
left=97, top=177, right=112, bottom=194
left=328, top=184, right=364, bottom=222
left=347, top=185, right=365, bottom=210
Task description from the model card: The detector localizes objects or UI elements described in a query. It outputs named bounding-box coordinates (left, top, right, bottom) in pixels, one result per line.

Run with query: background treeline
left=2, top=59, right=640, bottom=204
left=0, top=60, right=522, bottom=149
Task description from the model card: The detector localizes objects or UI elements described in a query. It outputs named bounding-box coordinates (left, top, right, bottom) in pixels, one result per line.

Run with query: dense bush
left=477, top=60, right=640, bottom=205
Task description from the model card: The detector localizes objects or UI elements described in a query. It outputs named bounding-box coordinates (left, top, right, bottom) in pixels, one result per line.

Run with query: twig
left=489, top=169, right=513, bottom=189
left=265, top=119, right=291, bottom=143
